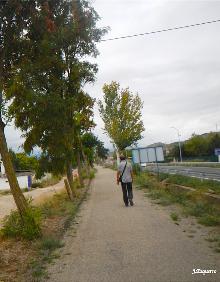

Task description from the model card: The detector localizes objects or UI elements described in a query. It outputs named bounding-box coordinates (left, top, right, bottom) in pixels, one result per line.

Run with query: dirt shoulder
left=46, top=167, right=219, bottom=282
left=0, top=179, right=65, bottom=225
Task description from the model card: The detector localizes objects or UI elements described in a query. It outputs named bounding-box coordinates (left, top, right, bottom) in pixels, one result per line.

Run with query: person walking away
left=117, top=155, right=134, bottom=207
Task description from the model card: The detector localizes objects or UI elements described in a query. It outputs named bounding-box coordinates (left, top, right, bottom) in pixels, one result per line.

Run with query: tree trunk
left=77, top=151, right=84, bottom=187
left=0, top=122, right=28, bottom=217
left=79, top=140, right=90, bottom=177
left=66, top=160, right=77, bottom=197
left=64, top=178, right=74, bottom=201
left=81, top=149, right=90, bottom=177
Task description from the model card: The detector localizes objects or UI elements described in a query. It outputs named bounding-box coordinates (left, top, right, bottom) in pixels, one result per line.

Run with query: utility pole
left=171, top=126, right=183, bottom=163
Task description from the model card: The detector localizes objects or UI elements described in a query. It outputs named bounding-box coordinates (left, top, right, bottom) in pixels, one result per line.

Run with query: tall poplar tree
left=99, top=81, right=145, bottom=163
left=6, top=0, right=107, bottom=192
left=0, top=0, right=37, bottom=216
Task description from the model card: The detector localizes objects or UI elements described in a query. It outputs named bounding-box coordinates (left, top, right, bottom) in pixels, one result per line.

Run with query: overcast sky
left=7, top=0, right=220, bottom=151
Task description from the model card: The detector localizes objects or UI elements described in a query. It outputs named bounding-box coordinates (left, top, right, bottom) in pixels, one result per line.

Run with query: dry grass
left=0, top=185, right=89, bottom=281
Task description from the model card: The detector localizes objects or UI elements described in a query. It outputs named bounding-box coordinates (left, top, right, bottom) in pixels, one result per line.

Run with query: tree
left=98, top=81, right=144, bottom=162
left=6, top=0, right=107, bottom=195
left=0, top=0, right=36, bottom=216
left=9, top=151, right=38, bottom=171
left=81, top=132, right=108, bottom=165
left=207, top=133, right=220, bottom=155
left=184, top=134, right=209, bottom=157
left=96, top=140, right=109, bottom=161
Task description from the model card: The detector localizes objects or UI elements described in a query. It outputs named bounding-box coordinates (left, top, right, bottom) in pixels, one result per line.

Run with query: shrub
left=198, top=215, right=220, bottom=226
left=31, top=182, right=43, bottom=188
left=40, top=237, right=64, bottom=251
left=89, top=170, right=95, bottom=179
left=132, top=163, right=141, bottom=175
left=170, top=212, right=179, bottom=221
left=1, top=206, right=41, bottom=240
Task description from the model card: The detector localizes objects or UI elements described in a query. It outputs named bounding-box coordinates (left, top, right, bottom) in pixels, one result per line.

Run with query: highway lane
left=145, top=165, right=220, bottom=181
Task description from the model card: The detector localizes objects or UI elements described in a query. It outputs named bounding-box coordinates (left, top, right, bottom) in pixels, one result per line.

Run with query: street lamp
left=171, top=126, right=183, bottom=163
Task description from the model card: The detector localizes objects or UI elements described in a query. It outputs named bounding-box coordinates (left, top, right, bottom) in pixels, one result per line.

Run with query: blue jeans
left=121, top=182, right=133, bottom=205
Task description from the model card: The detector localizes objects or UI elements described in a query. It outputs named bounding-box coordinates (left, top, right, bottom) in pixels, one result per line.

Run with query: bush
left=40, top=237, right=64, bottom=251
left=132, top=163, right=141, bottom=175
left=31, top=182, right=43, bottom=188
left=198, top=215, right=220, bottom=226
left=1, top=206, right=41, bottom=240
left=89, top=170, right=95, bottom=179
left=40, top=175, right=61, bottom=188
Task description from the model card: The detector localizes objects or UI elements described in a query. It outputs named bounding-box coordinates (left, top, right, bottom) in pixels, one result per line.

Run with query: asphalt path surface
left=47, top=167, right=219, bottom=282
left=145, top=165, right=220, bottom=181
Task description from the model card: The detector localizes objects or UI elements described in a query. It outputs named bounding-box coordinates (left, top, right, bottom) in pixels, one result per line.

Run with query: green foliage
left=132, top=163, right=141, bottom=175
left=135, top=172, right=220, bottom=226
left=168, top=132, right=220, bottom=159
left=89, top=169, right=96, bottom=179
left=198, top=215, right=220, bottom=226
left=1, top=206, right=41, bottom=240
left=81, top=133, right=109, bottom=165
left=3, top=1, right=107, bottom=181
left=31, top=182, right=43, bottom=188
left=30, top=260, right=47, bottom=278
left=99, top=81, right=145, bottom=151
left=170, top=212, right=179, bottom=221
left=40, top=237, right=64, bottom=251
left=184, top=201, right=215, bottom=217
left=9, top=149, right=38, bottom=171
left=159, top=173, right=220, bottom=195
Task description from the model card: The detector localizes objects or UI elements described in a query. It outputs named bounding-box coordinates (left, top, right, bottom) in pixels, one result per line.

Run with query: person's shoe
left=125, top=203, right=129, bottom=207
left=129, top=200, right=134, bottom=206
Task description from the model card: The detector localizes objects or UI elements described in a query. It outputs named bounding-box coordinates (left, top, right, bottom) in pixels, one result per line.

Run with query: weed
left=205, top=237, right=219, bottom=243
left=89, top=169, right=95, bottom=179
left=1, top=206, right=41, bottom=240
left=154, top=198, right=172, bottom=206
left=132, top=164, right=141, bottom=175
left=40, top=237, right=64, bottom=251
left=31, top=182, right=43, bottom=188
left=185, top=202, right=213, bottom=217
left=159, top=173, right=220, bottom=195
left=135, top=172, right=220, bottom=228
left=170, top=212, right=179, bottom=221
left=198, top=215, right=220, bottom=226
left=30, top=260, right=47, bottom=278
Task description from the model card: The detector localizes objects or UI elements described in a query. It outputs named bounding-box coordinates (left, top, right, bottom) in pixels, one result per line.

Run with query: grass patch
left=89, top=168, right=96, bottom=180
left=170, top=212, right=179, bottom=221
left=205, top=235, right=220, bottom=253
left=30, top=260, right=47, bottom=279
left=198, top=215, right=220, bottom=226
left=135, top=172, right=220, bottom=227
left=32, top=175, right=62, bottom=189
left=40, top=236, right=64, bottom=251
left=159, top=173, right=220, bottom=195
left=0, top=174, right=92, bottom=281
left=1, top=205, right=41, bottom=240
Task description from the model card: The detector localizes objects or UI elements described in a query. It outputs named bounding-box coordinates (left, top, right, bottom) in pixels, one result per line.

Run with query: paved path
left=47, top=167, right=219, bottom=282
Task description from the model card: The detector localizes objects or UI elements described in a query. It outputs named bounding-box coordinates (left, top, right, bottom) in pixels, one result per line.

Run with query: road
left=47, top=167, right=219, bottom=282
left=145, top=165, right=220, bottom=181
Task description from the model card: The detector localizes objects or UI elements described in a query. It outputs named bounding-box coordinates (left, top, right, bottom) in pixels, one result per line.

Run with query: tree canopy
left=5, top=0, right=107, bottom=184
left=168, top=132, right=220, bottom=161
left=98, top=81, right=145, bottom=151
